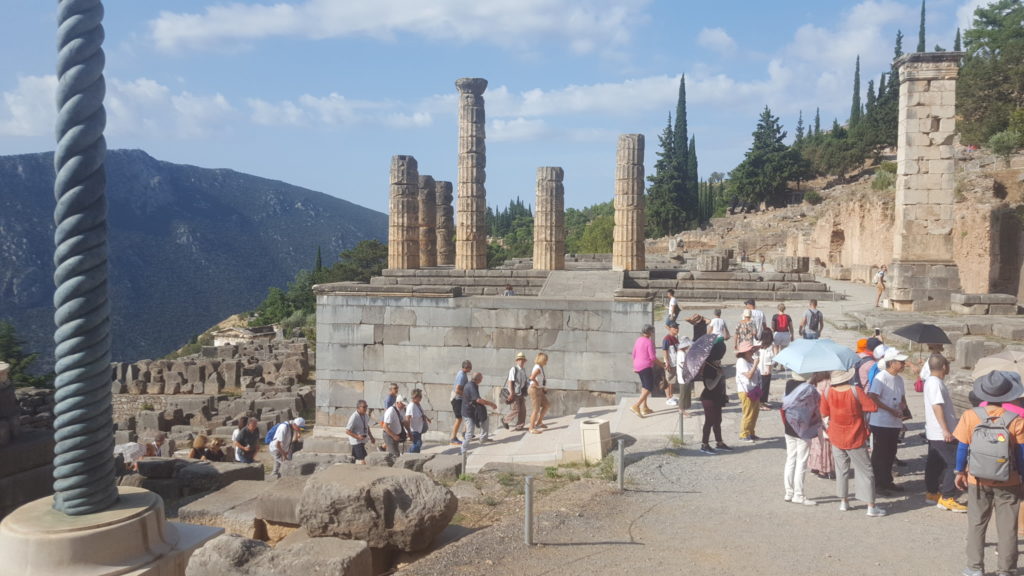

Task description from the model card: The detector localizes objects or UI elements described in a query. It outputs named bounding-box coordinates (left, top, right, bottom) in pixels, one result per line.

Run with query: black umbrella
left=681, top=334, right=718, bottom=384
left=892, top=322, right=951, bottom=345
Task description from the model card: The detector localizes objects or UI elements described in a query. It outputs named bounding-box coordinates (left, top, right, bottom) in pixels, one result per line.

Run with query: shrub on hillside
left=989, top=129, right=1024, bottom=159
left=871, top=169, right=896, bottom=191
left=803, top=190, right=823, bottom=205
left=878, top=161, right=897, bottom=174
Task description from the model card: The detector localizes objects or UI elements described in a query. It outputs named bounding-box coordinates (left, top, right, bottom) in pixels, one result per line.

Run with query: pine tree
left=795, top=111, right=805, bottom=143
left=729, top=106, right=800, bottom=207
left=850, top=56, right=862, bottom=127
left=954, top=27, right=961, bottom=51
left=917, top=0, right=926, bottom=53
left=645, top=114, right=686, bottom=237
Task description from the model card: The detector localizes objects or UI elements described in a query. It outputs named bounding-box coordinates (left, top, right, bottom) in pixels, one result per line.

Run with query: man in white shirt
left=867, top=349, right=907, bottom=494
left=404, top=389, right=430, bottom=453
left=708, top=309, right=728, bottom=340
left=345, top=400, right=375, bottom=464
left=269, top=417, right=306, bottom=479
left=382, top=395, right=408, bottom=457
left=745, top=299, right=766, bottom=342
left=921, top=356, right=965, bottom=512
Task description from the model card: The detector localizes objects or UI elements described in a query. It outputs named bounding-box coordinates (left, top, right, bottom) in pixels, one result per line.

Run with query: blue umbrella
left=774, top=338, right=859, bottom=373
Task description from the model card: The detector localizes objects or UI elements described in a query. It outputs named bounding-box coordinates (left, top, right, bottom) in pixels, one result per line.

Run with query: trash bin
left=580, top=419, right=611, bottom=464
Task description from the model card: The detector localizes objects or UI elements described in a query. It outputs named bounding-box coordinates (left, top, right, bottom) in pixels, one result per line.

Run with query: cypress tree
left=850, top=56, right=862, bottom=127
left=954, top=27, right=961, bottom=51
left=895, top=30, right=904, bottom=59
left=314, top=246, right=323, bottom=272
left=673, top=75, right=692, bottom=223
left=865, top=79, right=876, bottom=114
left=814, top=108, right=821, bottom=136
left=917, top=0, right=926, bottom=53
left=795, top=111, right=805, bottom=143
left=688, top=134, right=699, bottom=205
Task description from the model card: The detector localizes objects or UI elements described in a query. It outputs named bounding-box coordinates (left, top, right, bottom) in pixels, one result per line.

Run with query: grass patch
left=544, top=466, right=562, bottom=479
left=668, top=435, right=684, bottom=447
left=497, top=472, right=517, bottom=487
left=597, top=454, right=617, bottom=481
left=482, top=495, right=500, bottom=507
left=458, top=473, right=475, bottom=482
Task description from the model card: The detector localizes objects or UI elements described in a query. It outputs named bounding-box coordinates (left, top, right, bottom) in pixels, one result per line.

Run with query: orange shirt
left=953, top=406, right=1024, bottom=487
left=820, top=385, right=878, bottom=450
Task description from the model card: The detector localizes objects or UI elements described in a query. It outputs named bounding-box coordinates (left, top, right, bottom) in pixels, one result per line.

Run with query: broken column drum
left=455, top=77, right=488, bottom=270
left=889, top=52, right=964, bottom=312
left=418, top=175, right=437, bottom=268
left=435, top=180, right=455, bottom=266
left=613, top=134, right=646, bottom=271
left=533, top=167, right=565, bottom=270
left=388, top=155, right=420, bottom=270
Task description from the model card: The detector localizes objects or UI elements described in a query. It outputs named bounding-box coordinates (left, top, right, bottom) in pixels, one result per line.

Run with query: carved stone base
left=888, top=261, right=961, bottom=312
left=0, top=486, right=221, bottom=576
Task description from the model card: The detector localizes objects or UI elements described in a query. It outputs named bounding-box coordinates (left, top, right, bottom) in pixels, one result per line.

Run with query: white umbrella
left=774, top=338, right=859, bottom=373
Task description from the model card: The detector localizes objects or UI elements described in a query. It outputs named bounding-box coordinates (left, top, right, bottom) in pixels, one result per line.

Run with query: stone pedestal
left=890, top=52, right=964, bottom=311
left=455, top=77, right=488, bottom=270
left=417, top=175, right=437, bottom=268
left=0, top=486, right=221, bottom=576
left=533, top=167, right=565, bottom=270
left=434, top=180, right=454, bottom=266
left=388, top=155, right=420, bottom=270
left=613, top=134, right=645, bottom=271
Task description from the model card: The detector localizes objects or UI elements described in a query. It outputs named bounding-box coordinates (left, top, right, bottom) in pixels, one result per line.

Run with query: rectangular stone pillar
left=890, top=52, right=963, bottom=311
left=388, top=155, right=419, bottom=270
left=455, top=77, right=488, bottom=270
left=418, top=175, right=437, bottom=268
left=613, top=134, right=645, bottom=271
left=533, top=167, right=565, bottom=270
left=435, top=180, right=454, bottom=266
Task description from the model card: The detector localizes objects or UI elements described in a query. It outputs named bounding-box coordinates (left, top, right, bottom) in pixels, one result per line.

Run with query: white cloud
left=697, top=27, right=737, bottom=55
left=787, top=1, right=912, bottom=72
left=0, top=75, right=235, bottom=140
left=489, top=117, right=549, bottom=142
left=150, top=0, right=650, bottom=55
left=0, top=75, right=57, bottom=137
left=245, top=93, right=432, bottom=129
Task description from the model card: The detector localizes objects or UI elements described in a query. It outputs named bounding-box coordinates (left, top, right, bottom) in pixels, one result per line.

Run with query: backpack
left=264, top=422, right=281, bottom=445
left=851, top=356, right=873, bottom=388
left=807, top=310, right=822, bottom=332
left=781, top=382, right=822, bottom=440
left=773, top=313, right=790, bottom=332
left=968, top=407, right=1018, bottom=482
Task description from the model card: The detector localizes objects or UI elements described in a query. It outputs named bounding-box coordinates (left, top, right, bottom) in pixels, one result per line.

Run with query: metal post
left=617, top=438, right=625, bottom=491
left=678, top=409, right=685, bottom=447
left=524, top=476, right=534, bottom=545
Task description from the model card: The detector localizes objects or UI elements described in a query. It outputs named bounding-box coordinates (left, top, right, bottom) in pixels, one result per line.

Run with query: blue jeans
left=407, top=431, right=422, bottom=453
left=803, top=330, right=820, bottom=340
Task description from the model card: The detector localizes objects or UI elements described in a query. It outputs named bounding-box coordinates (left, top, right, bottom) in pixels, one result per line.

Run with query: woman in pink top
left=631, top=324, right=663, bottom=418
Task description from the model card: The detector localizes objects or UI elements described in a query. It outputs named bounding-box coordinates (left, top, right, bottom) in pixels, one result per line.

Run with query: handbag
left=745, top=385, right=763, bottom=403
left=500, top=387, right=512, bottom=404
left=913, top=378, right=924, bottom=394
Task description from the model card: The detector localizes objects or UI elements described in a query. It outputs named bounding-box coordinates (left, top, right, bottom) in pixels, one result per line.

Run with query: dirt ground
left=397, top=391, right=1000, bottom=576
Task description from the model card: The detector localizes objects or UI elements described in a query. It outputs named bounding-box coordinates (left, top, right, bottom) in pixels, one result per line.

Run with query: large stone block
left=298, top=464, right=458, bottom=552
left=179, top=480, right=270, bottom=539
left=255, top=476, right=308, bottom=525
left=421, top=454, right=463, bottom=482
left=186, top=531, right=371, bottom=576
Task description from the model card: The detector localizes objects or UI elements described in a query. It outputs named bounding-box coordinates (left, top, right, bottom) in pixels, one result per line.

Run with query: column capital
left=456, top=77, right=488, bottom=95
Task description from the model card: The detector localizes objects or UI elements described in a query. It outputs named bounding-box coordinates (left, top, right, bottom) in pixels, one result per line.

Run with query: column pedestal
left=888, top=261, right=962, bottom=312
left=0, top=487, right=221, bottom=576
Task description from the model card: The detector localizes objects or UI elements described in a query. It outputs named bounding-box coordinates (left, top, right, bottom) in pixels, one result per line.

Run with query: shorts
left=451, top=398, right=463, bottom=419
left=637, top=367, right=656, bottom=391
left=351, top=443, right=368, bottom=461
left=773, top=331, right=791, bottom=347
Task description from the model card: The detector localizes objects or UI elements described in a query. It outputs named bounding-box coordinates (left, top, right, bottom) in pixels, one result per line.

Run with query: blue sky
left=0, top=0, right=987, bottom=213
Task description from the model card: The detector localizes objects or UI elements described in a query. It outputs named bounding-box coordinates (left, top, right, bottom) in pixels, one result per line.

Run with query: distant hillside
left=0, top=149, right=386, bottom=366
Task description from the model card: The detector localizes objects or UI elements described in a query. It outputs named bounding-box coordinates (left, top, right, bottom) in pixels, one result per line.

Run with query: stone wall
left=0, top=362, right=56, bottom=520
left=314, top=284, right=653, bottom=440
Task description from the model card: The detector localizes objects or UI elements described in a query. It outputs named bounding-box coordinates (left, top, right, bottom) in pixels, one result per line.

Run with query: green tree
left=850, top=56, right=863, bottom=127
left=687, top=134, right=699, bottom=206
left=327, top=240, right=388, bottom=284
left=0, top=321, right=52, bottom=388
left=795, top=110, right=805, bottom=144
left=813, top=108, right=821, bottom=136
left=958, top=0, right=1024, bottom=145
left=646, top=115, right=687, bottom=237
left=895, top=29, right=904, bottom=59
left=577, top=214, right=614, bottom=253
left=314, top=246, right=322, bottom=273
left=917, top=0, right=926, bottom=53
left=954, top=27, right=962, bottom=52
left=729, top=106, right=801, bottom=207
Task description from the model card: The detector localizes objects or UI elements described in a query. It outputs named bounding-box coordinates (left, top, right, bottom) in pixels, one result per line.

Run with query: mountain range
left=0, top=149, right=387, bottom=367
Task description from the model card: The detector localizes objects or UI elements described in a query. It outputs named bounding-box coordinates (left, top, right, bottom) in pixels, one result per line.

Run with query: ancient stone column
left=889, top=52, right=963, bottom=311
left=455, top=77, right=488, bottom=270
left=418, top=175, right=437, bottom=268
left=388, top=155, right=419, bottom=270
left=533, top=167, right=565, bottom=270
left=435, top=180, right=455, bottom=266
left=613, top=134, right=646, bottom=271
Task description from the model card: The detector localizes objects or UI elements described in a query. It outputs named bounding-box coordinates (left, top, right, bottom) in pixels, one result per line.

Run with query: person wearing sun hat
left=781, top=372, right=818, bottom=506
left=735, top=341, right=761, bottom=442
left=954, top=371, right=1024, bottom=576
left=821, top=368, right=886, bottom=517
left=269, top=416, right=306, bottom=479
left=868, top=347, right=909, bottom=494
left=502, top=352, right=529, bottom=431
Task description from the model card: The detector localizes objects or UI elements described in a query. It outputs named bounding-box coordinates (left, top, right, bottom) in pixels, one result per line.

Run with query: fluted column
left=455, top=77, right=488, bottom=270
left=418, top=175, right=437, bottom=268
left=435, top=180, right=454, bottom=266
left=613, top=134, right=646, bottom=271
left=533, top=167, right=565, bottom=270
left=388, top=155, right=419, bottom=270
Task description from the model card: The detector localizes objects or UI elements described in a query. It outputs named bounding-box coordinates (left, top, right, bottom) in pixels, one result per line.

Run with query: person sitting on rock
left=205, top=438, right=226, bottom=462
left=188, top=435, right=209, bottom=460
left=144, top=432, right=167, bottom=458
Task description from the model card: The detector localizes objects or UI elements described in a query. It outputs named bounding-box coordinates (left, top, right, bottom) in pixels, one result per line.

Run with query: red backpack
left=773, top=313, right=791, bottom=332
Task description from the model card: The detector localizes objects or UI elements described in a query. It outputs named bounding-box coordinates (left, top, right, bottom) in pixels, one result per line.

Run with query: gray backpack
left=968, top=407, right=1018, bottom=482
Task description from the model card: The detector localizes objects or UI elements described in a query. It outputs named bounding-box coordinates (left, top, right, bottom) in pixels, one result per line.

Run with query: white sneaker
left=666, top=398, right=679, bottom=406
left=866, top=505, right=887, bottom=517
left=792, top=496, right=817, bottom=506
left=784, top=494, right=793, bottom=502
left=838, top=500, right=849, bottom=511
